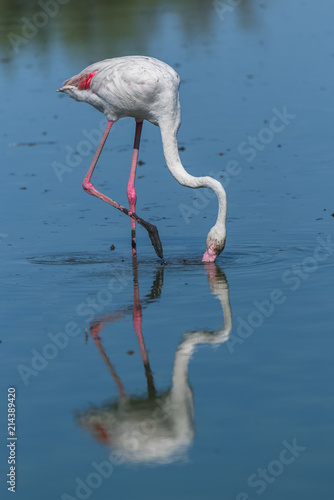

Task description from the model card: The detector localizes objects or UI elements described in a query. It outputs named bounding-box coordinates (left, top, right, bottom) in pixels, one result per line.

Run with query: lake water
left=1, top=1, right=334, bottom=499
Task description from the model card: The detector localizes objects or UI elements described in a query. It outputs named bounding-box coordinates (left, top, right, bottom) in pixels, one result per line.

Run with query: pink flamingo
left=58, top=56, right=227, bottom=262
left=77, top=262, right=232, bottom=463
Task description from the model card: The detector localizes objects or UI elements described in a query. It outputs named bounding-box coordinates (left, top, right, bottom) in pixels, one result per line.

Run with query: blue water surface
left=1, top=1, right=334, bottom=499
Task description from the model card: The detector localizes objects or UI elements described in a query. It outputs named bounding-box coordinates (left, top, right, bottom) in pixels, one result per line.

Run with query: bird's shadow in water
left=75, top=258, right=232, bottom=466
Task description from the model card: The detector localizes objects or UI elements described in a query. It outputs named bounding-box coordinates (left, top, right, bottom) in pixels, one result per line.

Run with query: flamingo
left=77, top=263, right=232, bottom=464
left=58, top=56, right=227, bottom=262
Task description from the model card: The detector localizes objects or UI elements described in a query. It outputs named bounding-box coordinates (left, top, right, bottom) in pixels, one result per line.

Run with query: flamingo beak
left=57, top=85, right=75, bottom=93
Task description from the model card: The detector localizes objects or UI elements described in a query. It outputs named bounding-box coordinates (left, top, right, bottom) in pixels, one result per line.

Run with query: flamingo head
left=202, top=227, right=226, bottom=263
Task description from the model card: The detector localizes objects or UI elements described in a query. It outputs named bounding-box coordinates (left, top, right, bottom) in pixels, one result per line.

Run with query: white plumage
left=59, top=56, right=227, bottom=262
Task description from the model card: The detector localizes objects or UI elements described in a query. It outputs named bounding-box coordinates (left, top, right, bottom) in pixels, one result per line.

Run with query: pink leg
left=82, top=121, right=163, bottom=259
left=90, top=323, right=127, bottom=399
left=132, top=255, right=156, bottom=398
left=127, top=121, right=143, bottom=256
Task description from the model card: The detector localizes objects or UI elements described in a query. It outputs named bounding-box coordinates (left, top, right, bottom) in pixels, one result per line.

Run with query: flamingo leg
left=82, top=121, right=163, bottom=258
left=90, top=323, right=127, bottom=398
left=132, top=255, right=156, bottom=398
left=126, top=121, right=143, bottom=256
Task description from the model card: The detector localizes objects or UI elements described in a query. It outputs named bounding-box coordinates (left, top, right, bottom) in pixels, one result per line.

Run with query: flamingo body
left=60, top=56, right=180, bottom=127
left=59, top=56, right=227, bottom=262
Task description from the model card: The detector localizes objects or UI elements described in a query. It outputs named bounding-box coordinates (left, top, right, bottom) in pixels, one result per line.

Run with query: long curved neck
left=159, top=122, right=227, bottom=233
left=168, top=338, right=195, bottom=437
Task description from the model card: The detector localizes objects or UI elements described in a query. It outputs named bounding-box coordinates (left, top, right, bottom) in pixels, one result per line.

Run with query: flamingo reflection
left=76, top=260, right=232, bottom=464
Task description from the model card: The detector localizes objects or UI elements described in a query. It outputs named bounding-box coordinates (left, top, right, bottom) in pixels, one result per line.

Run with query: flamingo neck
left=159, top=122, right=227, bottom=245
left=168, top=339, right=195, bottom=438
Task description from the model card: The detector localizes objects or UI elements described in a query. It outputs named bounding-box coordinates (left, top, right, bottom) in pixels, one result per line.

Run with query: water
left=1, top=0, right=334, bottom=498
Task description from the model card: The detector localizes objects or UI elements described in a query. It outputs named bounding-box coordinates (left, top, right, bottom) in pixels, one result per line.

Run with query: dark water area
left=1, top=1, right=334, bottom=499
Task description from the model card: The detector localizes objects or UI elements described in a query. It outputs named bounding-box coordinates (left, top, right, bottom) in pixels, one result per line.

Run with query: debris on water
left=127, top=350, right=135, bottom=355
left=10, top=141, right=55, bottom=147
left=20, top=187, right=27, bottom=190
left=316, top=218, right=323, bottom=220
left=277, top=144, right=282, bottom=148
left=183, top=259, right=189, bottom=264
left=178, top=146, right=185, bottom=151
left=138, top=160, right=145, bottom=165
left=110, top=244, right=115, bottom=250
left=331, top=213, right=334, bottom=217
left=218, top=152, right=224, bottom=156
